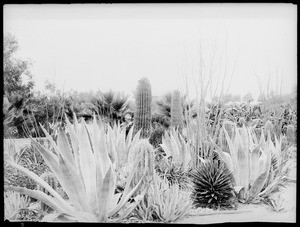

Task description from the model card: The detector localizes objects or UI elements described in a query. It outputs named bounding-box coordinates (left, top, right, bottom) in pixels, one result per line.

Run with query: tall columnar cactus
left=130, top=139, right=155, bottom=195
left=133, top=77, right=152, bottom=138
left=171, top=90, right=183, bottom=132
left=37, top=172, right=57, bottom=211
left=286, top=124, right=295, bottom=144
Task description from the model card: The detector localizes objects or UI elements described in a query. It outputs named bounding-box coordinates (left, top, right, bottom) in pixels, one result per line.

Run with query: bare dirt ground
left=178, top=156, right=297, bottom=224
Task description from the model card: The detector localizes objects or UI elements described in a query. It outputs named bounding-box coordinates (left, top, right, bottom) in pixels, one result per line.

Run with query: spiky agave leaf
left=190, top=160, right=235, bottom=210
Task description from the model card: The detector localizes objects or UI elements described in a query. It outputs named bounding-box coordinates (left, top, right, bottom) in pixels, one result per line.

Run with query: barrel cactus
left=133, top=77, right=152, bottom=138
left=129, top=139, right=155, bottom=195
left=37, top=172, right=57, bottom=211
left=171, top=90, right=183, bottom=132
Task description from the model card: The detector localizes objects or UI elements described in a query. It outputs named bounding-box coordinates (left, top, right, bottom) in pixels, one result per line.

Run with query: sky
left=3, top=4, right=297, bottom=101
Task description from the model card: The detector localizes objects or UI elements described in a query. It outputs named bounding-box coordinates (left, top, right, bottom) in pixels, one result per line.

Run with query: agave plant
left=106, top=122, right=141, bottom=169
left=5, top=113, right=148, bottom=222
left=160, top=128, right=192, bottom=170
left=210, top=121, right=273, bottom=203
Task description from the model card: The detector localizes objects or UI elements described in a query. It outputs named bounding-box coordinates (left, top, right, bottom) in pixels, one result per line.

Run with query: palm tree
left=90, top=90, right=131, bottom=124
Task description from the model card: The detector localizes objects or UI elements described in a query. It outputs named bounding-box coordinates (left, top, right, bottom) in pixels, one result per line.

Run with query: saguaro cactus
left=37, top=172, right=57, bottom=211
left=133, top=77, right=152, bottom=138
left=171, top=90, right=183, bottom=132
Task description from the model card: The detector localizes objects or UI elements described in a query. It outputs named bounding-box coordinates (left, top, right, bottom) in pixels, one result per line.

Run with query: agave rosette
left=160, top=128, right=192, bottom=169
left=107, top=122, right=141, bottom=169
left=5, top=113, right=147, bottom=222
left=212, top=121, right=272, bottom=202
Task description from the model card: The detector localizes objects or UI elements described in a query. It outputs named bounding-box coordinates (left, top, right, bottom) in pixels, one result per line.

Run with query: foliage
left=37, top=172, right=58, bottom=212
left=3, top=33, right=34, bottom=98
left=155, top=157, right=191, bottom=190
left=213, top=121, right=294, bottom=203
left=107, top=122, right=141, bottom=169
left=4, top=191, right=31, bottom=221
left=4, top=143, right=50, bottom=190
left=5, top=114, right=148, bottom=222
left=190, top=159, right=236, bottom=210
left=132, top=173, right=192, bottom=222
left=149, top=127, right=165, bottom=149
left=160, top=128, right=192, bottom=170
left=151, top=113, right=170, bottom=129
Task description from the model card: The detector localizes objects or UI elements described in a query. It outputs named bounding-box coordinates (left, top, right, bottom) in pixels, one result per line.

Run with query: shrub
left=190, top=160, right=236, bottom=210
left=149, top=127, right=165, bottom=149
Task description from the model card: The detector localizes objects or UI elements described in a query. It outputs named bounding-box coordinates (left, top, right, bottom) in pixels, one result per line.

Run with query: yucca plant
left=190, top=160, right=236, bottom=210
left=4, top=113, right=148, bottom=222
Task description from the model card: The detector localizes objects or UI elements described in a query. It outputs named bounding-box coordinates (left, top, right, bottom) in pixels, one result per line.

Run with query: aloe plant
left=5, top=113, right=148, bottom=222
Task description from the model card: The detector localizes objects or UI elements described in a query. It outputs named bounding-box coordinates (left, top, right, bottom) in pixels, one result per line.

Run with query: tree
left=242, top=92, right=254, bottom=103
left=3, top=33, right=34, bottom=98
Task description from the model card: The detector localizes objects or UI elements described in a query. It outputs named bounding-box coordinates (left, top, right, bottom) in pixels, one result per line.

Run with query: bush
left=149, top=127, right=165, bottom=148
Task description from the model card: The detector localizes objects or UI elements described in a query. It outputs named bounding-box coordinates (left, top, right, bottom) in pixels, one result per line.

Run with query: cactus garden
left=3, top=4, right=296, bottom=224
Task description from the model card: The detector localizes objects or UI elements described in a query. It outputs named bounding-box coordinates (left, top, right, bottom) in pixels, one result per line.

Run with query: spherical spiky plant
left=190, top=160, right=235, bottom=210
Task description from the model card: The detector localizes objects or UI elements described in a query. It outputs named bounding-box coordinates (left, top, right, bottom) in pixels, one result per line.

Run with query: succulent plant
left=133, top=77, right=152, bottom=138
left=37, top=172, right=57, bottom=211
left=171, top=90, right=183, bottom=132
left=286, top=124, right=295, bottom=144
left=265, top=120, right=274, bottom=133
left=5, top=113, right=148, bottom=222
left=129, top=139, right=155, bottom=195
left=190, top=160, right=235, bottom=210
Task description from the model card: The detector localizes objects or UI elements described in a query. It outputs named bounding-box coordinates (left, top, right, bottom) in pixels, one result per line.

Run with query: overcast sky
left=3, top=4, right=297, bottom=101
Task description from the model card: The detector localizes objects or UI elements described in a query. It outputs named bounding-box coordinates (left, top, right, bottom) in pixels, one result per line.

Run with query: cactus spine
left=37, top=172, right=57, bottom=211
left=133, top=77, right=152, bottom=138
left=171, top=90, right=183, bottom=132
